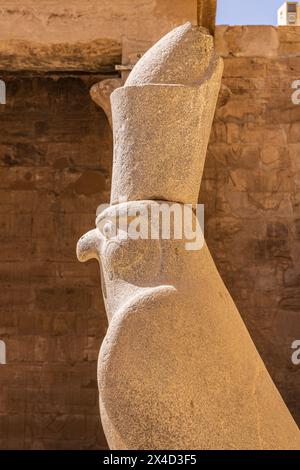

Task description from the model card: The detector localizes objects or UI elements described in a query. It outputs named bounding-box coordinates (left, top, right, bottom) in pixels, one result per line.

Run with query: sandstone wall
left=0, top=24, right=299, bottom=450
left=202, top=26, right=300, bottom=423
left=0, top=73, right=112, bottom=449
left=0, top=0, right=197, bottom=71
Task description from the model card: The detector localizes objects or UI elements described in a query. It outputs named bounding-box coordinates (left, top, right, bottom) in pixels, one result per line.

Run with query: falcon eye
left=103, top=220, right=116, bottom=239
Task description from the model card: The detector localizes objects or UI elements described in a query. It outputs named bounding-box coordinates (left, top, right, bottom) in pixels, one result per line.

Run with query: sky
left=216, top=0, right=288, bottom=25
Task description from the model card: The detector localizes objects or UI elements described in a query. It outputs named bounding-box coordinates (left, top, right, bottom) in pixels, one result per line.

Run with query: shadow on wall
left=200, top=30, right=300, bottom=425
left=0, top=73, right=111, bottom=450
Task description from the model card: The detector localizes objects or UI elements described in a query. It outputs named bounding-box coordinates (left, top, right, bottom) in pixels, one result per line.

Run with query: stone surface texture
left=0, top=0, right=197, bottom=71
left=197, top=0, right=217, bottom=35
left=0, top=73, right=113, bottom=449
left=204, top=25, right=300, bottom=427
left=0, top=22, right=300, bottom=449
left=77, top=24, right=300, bottom=449
left=111, top=25, right=223, bottom=206
left=90, top=79, right=123, bottom=128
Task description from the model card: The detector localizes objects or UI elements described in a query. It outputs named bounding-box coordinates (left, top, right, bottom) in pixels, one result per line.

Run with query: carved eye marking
left=95, top=204, right=161, bottom=283
left=98, top=217, right=117, bottom=239
left=103, top=220, right=116, bottom=239
left=98, top=215, right=138, bottom=240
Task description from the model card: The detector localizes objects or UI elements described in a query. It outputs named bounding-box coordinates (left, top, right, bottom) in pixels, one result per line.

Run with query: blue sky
left=217, top=0, right=288, bottom=25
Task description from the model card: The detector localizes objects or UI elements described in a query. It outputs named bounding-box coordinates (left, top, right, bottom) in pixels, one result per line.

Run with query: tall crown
left=110, top=22, right=223, bottom=207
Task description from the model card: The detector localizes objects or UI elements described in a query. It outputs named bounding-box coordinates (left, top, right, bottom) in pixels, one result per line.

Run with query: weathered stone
left=111, top=23, right=223, bottom=206
left=0, top=73, right=111, bottom=450
left=77, top=23, right=300, bottom=450
left=90, top=79, right=123, bottom=127
left=0, top=39, right=121, bottom=73
left=0, top=0, right=197, bottom=71
left=197, top=0, right=216, bottom=34
left=1, top=17, right=300, bottom=450
left=216, top=26, right=280, bottom=58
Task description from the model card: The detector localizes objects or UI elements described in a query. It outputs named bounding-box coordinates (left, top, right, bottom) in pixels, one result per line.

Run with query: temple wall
left=0, top=0, right=197, bottom=70
left=202, top=25, right=300, bottom=425
left=0, top=20, right=299, bottom=448
left=0, top=74, right=112, bottom=449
